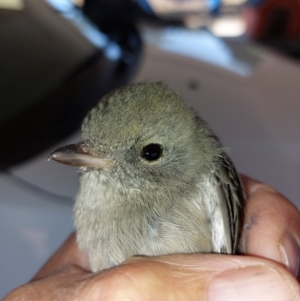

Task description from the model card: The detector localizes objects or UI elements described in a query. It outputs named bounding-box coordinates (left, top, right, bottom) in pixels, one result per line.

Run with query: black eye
left=141, top=144, right=163, bottom=161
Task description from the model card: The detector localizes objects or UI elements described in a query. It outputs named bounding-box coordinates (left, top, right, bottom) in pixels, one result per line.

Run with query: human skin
left=3, top=176, right=300, bottom=301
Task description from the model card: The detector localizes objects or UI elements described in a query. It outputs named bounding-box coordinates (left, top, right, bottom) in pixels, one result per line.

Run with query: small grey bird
left=50, top=81, right=244, bottom=272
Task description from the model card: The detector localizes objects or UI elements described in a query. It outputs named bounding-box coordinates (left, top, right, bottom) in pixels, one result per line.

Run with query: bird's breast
left=74, top=176, right=217, bottom=271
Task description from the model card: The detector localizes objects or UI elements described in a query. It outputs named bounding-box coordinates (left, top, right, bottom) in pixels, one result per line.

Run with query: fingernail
left=208, top=266, right=296, bottom=301
left=280, top=233, right=300, bottom=277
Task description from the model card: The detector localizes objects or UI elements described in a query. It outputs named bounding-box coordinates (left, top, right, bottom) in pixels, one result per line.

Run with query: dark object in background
left=243, top=0, right=300, bottom=59
left=83, top=0, right=142, bottom=78
left=0, top=0, right=142, bottom=170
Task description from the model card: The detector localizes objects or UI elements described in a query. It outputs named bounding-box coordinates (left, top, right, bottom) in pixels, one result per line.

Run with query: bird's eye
left=141, top=144, right=163, bottom=161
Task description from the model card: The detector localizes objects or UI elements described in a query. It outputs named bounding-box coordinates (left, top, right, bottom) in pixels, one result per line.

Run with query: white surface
left=0, top=135, right=78, bottom=297
left=1, top=31, right=300, bottom=298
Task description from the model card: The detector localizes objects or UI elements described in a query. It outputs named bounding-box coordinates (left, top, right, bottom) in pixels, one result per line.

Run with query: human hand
left=3, top=176, right=300, bottom=301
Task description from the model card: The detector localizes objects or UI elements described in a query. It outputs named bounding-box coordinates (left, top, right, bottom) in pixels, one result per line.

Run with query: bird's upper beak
left=48, top=143, right=115, bottom=169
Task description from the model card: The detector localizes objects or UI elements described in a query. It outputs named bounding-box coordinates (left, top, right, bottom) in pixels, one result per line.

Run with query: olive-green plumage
left=50, top=81, right=244, bottom=272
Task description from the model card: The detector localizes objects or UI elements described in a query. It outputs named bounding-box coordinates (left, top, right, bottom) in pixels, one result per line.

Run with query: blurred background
left=1, top=0, right=300, bottom=297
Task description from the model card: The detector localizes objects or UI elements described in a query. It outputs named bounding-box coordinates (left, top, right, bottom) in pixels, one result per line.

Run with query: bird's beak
left=48, top=143, right=115, bottom=169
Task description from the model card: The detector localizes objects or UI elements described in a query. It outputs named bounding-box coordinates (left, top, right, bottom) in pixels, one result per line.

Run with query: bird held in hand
left=50, top=81, right=245, bottom=272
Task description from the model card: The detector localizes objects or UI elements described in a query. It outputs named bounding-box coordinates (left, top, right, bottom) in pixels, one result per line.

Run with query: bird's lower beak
left=48, top=143, right=115, bottom=169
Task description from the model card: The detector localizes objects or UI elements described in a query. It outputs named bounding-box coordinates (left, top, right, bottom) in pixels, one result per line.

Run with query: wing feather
left=211, top=154, right=245, bottom=253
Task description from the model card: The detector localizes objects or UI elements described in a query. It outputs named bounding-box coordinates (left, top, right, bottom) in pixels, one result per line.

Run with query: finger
left=4, top=253, right=300, bottom=301
left=79, top=254, right=300, bottom=301
left=240, top=175, right=300, bottom=277
left=32, top=232, right=90, bottom=280
left=4, top=263, right=92, bottom=301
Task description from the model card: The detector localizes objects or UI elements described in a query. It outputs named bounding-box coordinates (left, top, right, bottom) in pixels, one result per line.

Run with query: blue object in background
left=206, top=0, right=222, bottom=14
left=136, top=0, right=154, bottom=14
left=244, top=0, right=266, bottom=6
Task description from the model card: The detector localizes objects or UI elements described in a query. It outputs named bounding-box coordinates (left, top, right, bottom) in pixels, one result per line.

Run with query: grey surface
left=1, top=30, right=300, bottom=298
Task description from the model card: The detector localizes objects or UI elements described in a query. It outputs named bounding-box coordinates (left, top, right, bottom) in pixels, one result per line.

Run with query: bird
left=49, top=81, right=245, bottom=272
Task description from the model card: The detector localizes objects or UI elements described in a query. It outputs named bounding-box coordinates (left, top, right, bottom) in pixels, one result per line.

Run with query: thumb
left=97, top=254, right=300, bottom=301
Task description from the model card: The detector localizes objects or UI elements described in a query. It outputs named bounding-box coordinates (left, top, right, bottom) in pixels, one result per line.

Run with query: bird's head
left=50, top=82, right=221, bottom=194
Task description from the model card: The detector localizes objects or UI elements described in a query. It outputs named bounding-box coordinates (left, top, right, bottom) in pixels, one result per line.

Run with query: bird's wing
left=210, top=154, right=245, bottom=254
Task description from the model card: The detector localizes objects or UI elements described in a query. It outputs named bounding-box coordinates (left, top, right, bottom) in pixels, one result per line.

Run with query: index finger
left=240, top=175, right=300, bottom=277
